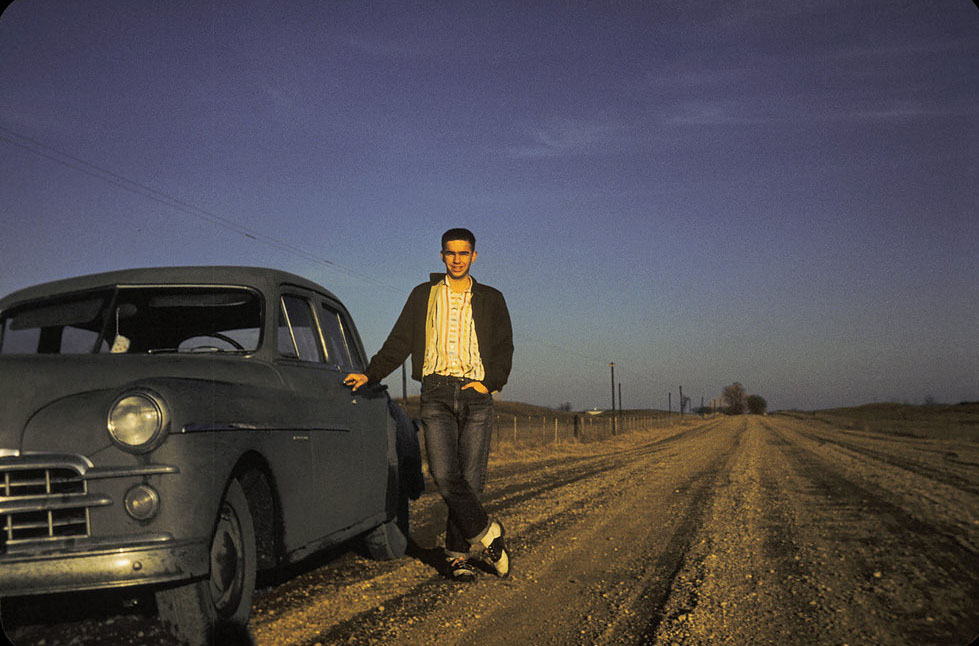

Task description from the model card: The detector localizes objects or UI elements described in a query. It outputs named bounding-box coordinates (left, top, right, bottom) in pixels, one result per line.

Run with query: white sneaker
left=481, top=522, right=510, bottom=578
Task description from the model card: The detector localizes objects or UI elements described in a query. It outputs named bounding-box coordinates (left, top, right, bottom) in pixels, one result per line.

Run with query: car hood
left=0, top=354, right=283, bottom=452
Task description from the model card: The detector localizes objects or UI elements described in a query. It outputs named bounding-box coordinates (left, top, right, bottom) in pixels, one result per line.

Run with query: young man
left=344, top=228, right=514, bottom=581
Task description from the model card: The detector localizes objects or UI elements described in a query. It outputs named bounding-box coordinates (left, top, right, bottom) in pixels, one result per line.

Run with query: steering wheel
left=189, top=333, right=245, bottom=351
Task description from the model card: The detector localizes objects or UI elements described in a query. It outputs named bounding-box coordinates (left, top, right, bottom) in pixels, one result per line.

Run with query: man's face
left=441, top=239, right=477, bottom=280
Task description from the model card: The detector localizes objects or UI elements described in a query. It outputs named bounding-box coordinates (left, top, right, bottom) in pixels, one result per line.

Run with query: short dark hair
left=441, top=228, right=476, bottom=251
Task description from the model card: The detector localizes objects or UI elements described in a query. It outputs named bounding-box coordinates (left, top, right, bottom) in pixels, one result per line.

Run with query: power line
left=0, top=124, right=399, bottom=292
left=1, top=124, right=661, bottom=401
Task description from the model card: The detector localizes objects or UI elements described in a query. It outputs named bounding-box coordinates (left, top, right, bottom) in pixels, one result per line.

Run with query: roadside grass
left=777, top=402, right=979, bottom=441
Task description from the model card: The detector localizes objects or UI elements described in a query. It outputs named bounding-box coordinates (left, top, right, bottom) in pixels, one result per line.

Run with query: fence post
left=513, top=415, right=517, bottom=445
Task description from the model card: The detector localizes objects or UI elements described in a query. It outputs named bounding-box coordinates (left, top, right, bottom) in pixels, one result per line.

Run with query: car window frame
left=317, top=299, right=366, bottom=373
left=278, top=292, right=326, bottom=364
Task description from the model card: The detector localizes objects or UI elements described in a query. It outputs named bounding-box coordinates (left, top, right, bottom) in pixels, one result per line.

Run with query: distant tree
left=746, top=394, right=768, bottom=415
left=556, top=402, right=573, bottom=412
left=722, top=382, right=747, bottom=415
left=923, top=395, right=937, bottom=406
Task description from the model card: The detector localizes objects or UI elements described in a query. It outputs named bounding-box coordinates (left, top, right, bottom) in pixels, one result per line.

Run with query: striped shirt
left=422, top=276, right=484, bottom=381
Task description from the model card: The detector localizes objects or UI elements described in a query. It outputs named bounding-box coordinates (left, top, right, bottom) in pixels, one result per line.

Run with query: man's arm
left=345, top=285, right=422, bottom=390
left=479, top=290, right=513, bottom=393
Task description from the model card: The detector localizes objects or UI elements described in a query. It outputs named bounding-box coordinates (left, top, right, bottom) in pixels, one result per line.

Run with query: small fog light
left=124, top=484, right=160, bottom=521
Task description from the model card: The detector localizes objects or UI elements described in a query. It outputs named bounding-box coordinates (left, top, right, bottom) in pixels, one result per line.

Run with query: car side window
left=61, top=325, right=103, bottom=353
left=319, top=303, right=362, bottom=371
left=278, top=295, right=323, bottom=362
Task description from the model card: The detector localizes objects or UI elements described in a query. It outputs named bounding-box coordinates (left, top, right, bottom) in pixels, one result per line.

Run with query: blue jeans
left=420, top=374, right=495, bottom=557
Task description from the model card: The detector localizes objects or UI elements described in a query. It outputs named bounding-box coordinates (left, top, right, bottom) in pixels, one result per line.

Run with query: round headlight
left=107, top=392, right=168, bottom=452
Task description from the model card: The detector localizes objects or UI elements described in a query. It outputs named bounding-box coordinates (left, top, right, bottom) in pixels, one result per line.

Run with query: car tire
left=365, top=444, right=409, bottom=560
left=365, top=515, right=407, bottom=560
left=156, top=478, right=257, bottom=646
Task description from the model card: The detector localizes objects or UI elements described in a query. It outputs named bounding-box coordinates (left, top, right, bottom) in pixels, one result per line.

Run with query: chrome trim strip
left=4, top=532, right=175, bottom=554
left=181, top=423, right=350, bottom=433
left=0, top=455, right=177, bottom=480
left=84, top=465, right=179, bottom=479
left=0, top=493, right=112, bottom=515
left=0, top=453, right=93, bottom=471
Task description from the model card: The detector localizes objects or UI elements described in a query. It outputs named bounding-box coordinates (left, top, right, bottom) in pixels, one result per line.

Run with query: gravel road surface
left=5, top=414, right=978, bottom=645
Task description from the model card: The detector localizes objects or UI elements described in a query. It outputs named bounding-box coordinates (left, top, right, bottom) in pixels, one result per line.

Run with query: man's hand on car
left=344, top=373, right=369, bottom=391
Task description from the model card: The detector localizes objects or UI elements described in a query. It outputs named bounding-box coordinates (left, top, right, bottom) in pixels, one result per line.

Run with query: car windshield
left=0, top=286, right=262, bottom=355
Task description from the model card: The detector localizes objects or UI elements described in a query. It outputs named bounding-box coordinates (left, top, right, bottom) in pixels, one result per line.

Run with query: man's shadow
left=406, top=535, right=455, bottom=577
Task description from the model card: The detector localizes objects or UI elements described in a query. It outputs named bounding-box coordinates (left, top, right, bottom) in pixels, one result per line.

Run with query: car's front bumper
left=1, top=450, right=205, bottom=596
left=0, top=535, right=209, bottom=597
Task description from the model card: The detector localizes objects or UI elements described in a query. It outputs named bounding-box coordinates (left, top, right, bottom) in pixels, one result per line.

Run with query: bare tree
left=722, top=382, right=748, bottom=415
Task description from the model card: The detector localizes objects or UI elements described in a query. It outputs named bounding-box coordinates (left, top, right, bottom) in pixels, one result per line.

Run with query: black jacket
left=364, top=273, right=513, bottom=393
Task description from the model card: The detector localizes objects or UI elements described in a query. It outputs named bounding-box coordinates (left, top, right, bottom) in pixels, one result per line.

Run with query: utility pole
left=668, top=392, right=672, bottom=415
left=679, top=385, right=684, bottom=416
left=618, top=382, right=622, bottom=415
left=609, top=362, right=616, bottom=435
left=609, top=362, right=616, bottom=411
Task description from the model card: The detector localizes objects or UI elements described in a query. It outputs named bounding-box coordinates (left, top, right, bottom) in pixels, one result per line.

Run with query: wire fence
left=399, top=398, right=704, bottom=453
left=488, top=412, right=672, bottom=448
left=413, top=411, right=690, bottom=454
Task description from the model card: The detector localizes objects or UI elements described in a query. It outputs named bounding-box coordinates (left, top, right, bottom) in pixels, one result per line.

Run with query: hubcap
left=209, top=501, right=245, bottom=615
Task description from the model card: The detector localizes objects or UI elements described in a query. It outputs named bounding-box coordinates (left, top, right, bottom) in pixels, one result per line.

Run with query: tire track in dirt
left=644, top=417, right=830, bottom=645
left=252, top=423, right=720, bottom=645
left=771, top=417, right=979, bottom=556
left=769, top=418, right=979, bottom=645
left=791, top=426, right=979, bottom=496
left=434, top=418, right=740, bottom=646
left=480, top=421, right=723, bottom=505
left=607, top=420, right=746, bottom=645
left=642, top=415, right=979, bottom=646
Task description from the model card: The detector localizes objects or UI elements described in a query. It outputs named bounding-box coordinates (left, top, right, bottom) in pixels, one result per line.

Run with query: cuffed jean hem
left=444, top=518, right=494, bottom=560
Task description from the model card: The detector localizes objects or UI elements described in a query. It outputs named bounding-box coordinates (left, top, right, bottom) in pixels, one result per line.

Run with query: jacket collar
left=429, top=272, right=479, bottom=289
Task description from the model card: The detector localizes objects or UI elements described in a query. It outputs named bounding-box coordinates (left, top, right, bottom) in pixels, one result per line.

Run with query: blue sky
left=1, top=1, right=976, bottom=411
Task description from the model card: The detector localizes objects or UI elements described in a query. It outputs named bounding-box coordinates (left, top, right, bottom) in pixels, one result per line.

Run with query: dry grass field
left=780, top=402, right=979, bottom=441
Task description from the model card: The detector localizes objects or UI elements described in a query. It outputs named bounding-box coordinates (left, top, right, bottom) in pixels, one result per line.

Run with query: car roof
left=0, top=266, right=340, bottom=309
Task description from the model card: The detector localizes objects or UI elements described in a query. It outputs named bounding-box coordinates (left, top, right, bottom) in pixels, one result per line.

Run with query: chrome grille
left=1, top=463, right=91, bottom=551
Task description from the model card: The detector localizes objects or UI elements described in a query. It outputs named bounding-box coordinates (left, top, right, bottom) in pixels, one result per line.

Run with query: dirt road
left=6, top=414, right=978, bottom=645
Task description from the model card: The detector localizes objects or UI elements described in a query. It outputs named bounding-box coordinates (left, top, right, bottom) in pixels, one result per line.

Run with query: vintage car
left=0, top=266, right=420, bottom=644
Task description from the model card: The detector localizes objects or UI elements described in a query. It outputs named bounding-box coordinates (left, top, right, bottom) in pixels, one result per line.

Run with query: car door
left=275, top=290, right=363, bottom=537
left=315, top=299, right=391, bottom=517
